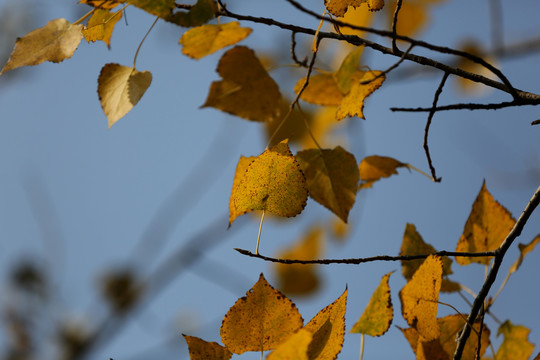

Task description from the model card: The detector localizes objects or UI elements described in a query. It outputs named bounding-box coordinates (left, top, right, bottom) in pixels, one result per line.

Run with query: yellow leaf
left=229, top=140, right=308, bottom=225
left=508, top=234, right=540, bottom=274
left=399, top=255, right=442, bottom=341
left=350, top=272, right=393, bottom=337
left=455, top=181, right=516, bottom=265
left=334, top=46, right=364, bottom=94
left=304, top=288, right=347, bottom=360
left=166, top=0, right=217, bottom=27
left=495, top=321, right=535, bottom=360
left=83, top=8, right=122, bottom=47
left=180, top=22, right=252, bottom=59
left=183, top=335, right=233, bottom=360
left=335, top=70, right=385, bottom=120
left=358, top=155, right=406, bottom=188
left=125, top=0, right=175, bottom=18
left=97, top=63, right=152, bottom=128
left=203, top=46, right=282, bottom=122
left=296, top=146, right=359, bottom=223
left=79, top=0, right=122, bottom=9
left=295, top=74, right=344, bottom=106
left=300, top=107, right=342, bottom=149
left=267, top=329, right=313, bottom=360
left=1, top=19, right=83, bottom=75
left=274, top=226, right=324, bottom=296
left=266, top=99, right=314, bottom=147
left=325, top=0, right=384, bottom=17
left=220, top=273, right=303, bottom=354
left=336, top=6, right=374, bottom=37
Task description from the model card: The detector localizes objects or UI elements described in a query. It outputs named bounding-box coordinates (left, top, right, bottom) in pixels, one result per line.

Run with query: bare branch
left=391, top=100, right=536, bottom=112
left=391, top=0, right=403, bottom=53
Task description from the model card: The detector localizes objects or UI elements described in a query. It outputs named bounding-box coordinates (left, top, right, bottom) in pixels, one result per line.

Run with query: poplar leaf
left=508, top=234, right=540, bottom=274
left=97, top=63, right=152, bottom=128
left=399, top=255, right=442, bottom=341
left=1, top=19, right=83, bottom=75
left=180, top=22, right=252, bottom=59
left=229, top=140, right=308, bottom=225
left=203, top=46, right=282, bottom=122
left=358, top=155, right=407, bottom=189
left=266, top=329, right=313, bottom=360
left=296, top=146, right=359, bottom=223
left=350, top=272, right=393, bottom=337
left=304, top=288, right=347, bottom=360
left=83, top=8, right=122, bottom=47
left=220, top=273, right=303, bottom=354
left=183, top=335, right=233, bottom=360
left=335, top=70, right=385, bottom=120
left=455, top=181, right=516, bottom=265
left=496, top=321, right=534, bottom=360
left=79, top=0, right=122, bottom=9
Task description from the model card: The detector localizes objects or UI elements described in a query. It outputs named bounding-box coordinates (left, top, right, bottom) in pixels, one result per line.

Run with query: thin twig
left=391, top=0, right=403, bottom=53
left=359, top=44, right=414, bottom=85
left=291, top=32, right=308, bottom=67
left=531, top=119, right=540, bottom=125
left=391, top=100, right=535, bottom=112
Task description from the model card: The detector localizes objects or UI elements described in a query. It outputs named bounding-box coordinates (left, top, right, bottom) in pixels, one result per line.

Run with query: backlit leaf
left=229, top=140, right=308, bottom=225
left=203, top=46, right=282, bottom=122
left=97, top=63, right=152, bottom=128
left=180, top=22, right=252, bottom=59
left=1, top=19, right=83, bottom=75
left=295, top=74, right=343, bottom=106
left=334, top=46, right=364, bottom=94
left=296, top=146, right=359, bottom=223
left=79, top=0, right=122, bottom=9
left=508, top=234, right=540, bottom=275
left=399, top=255, right=442, bottom=341
left=304, top=288, right=347, bottom=360
left=495, top=321, right=535, bottom=360
left=350, top=272, right=393, bottom=336
left=335, top=70, right=385, bottom=120
left=166, top=0, right=217, bottom=27
left=220, top=273, right=303, bottom=354
left=266, top=329, right=313, bottom=360
left=455, top=181, right=516, bottom=265
left=83, top=8, right=122, bottom=47
left=183, top=335, right=233, bottom=360
left=358, top=155, right=406, bottom=189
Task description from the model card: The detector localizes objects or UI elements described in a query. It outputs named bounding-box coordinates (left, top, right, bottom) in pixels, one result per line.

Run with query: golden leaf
left=79, top=0, right=122, bottom=9
left=508, top=234, right=540, bottom=274
left=266, top=329, right=313, bottom=360
left=333, top=46, right=364, bottom=94
left=125, top=0, right=175, bottom=18
left=180, top=22, right=251, bottom=59
left=495, top=321, right=535, bottom=360
left=1, top=19, right=83, bottom=75
left=183, top=335, right=232, bottom=360
left=455, top=181, right=516, bottom=265
left=203, top=46, right=282, bottom=122
left=325, top=0, right=371, bottom=17
left=336, top=6, right=374, bottom=37
left=220, top=273, right=303, bottom=354
left=358, top=155, right=406, bottom=188
left=266, top=99, right=313, bottom=147
left=83, top=8, right=122, bottom=47
left=296, top=146, right=359, bottom=223
left=229, top=140, right=308, bottom=225
left=350, top=272, right=393, bottom=337
left=335, top=70, right=385, bottom=120
left=399, top=255, right=442, bottom=341
left=97, top=63, right=152, bottom=128
left=295, top=74, right=344, bottom=106
left=304, top=288, right=347, bottom=360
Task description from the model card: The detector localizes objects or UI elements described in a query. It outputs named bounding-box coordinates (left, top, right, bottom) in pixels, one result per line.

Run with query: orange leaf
left=335, top=70, right=385, bottom=120
left=350, top=272, right=393, bottom=336
left=358, top=155, right=407, bottom=189
left=455, top=181, right=516, bottom=265
left=399, top=255, right=442, bottom=341
left=304, top=288, right=347, bottom=360
left=495, top=321, right=535, bottom=360
left=82, top=8, right=122, bottom=47
left=203, top=46, right=282, bottom=122
left=220, top=273, right=303, bottom=354
left=183, top=335, right=232, bottom=360
left=266, top=329, right=313, bottom=360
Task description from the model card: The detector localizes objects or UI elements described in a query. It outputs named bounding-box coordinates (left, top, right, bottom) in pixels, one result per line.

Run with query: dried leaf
left=203, top=46, right=282, bottom=122
left=296, top=146, right=359, bottom=223
left=1, top=19, right=83, bottom=75
left=304, top=288, right=347, bottom=360
left=97, top=63, right=152, bottom=128
left=335, top=70, right=385, bottom=120
left=220, top=273, right=303, bottom=354
left=180, top=22, right=252, bottom=59
left=358, top=155, right=406, bottom=189
left=350, top=272, right=393, bottom=337
left=267, top=329, right=313, bottom=360
left=495, top=321, right=535, bottom=360
left=325, top=0, right=381, bottom=17
left=399, top=255, right=442, bottom=341
left=455, top=181, right=516, bottom=265
left=183, top=335, right=233, bottom=360
left=83, top=8, right=122, bottom=47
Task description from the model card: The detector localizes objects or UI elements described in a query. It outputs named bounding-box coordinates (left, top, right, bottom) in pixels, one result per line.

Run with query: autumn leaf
left=203, top=46, right=282, bottom=122
left=180, top=22, right=252, bottom=59
left=97, top=63, right=152, bottom=128
left=228, top=140, right=308, bottom=225
left=350, top=272, right=393, bottom=337
left=166, top=0, right=217, bottom=27
left=335, top=70, right=384, bottom=120
left=83, top=8, right=122, bottom=47
left=183, top=335, right=232, bottom=360
left=79, top=0, right=123, bottom=9
left=455, top=181, right=516, bottom=265
left=334, top=46, right=364, bottom=94
left=295, top=74, right=344, bottom=106
left=1, top=19, right=83, bottom=75
left=385, top=0, right=444, bottom=38
left=507, top=234, right=540, bottom=275
left=274, top=226, right=324, bottom=296
left=266, top=329, right=313, bottom=360
left=304, top=288, right=347, bottom=360
left=325, top=0, right=383, bottom=17
left=399, top=255, right=442, bottom=341
left=495, top=321, right=535, bottom=360
left=266, top=99, right=314, bottom=147
left=358, top=155, right=407, bottom=189
left=296, top=146, right=359, bottom=223
left=220, top=273, right=303, bottom=354
left=455, top=42, right=496, bottom=95
left=125, top=0, right=175, bottom=18
left=336, top=6, right=374, bottom=37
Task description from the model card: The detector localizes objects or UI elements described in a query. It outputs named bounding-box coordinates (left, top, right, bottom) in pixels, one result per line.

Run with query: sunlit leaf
left=180, top=22, right=252, bottom=59
left=495, top=321, right=535, bottom=360
left=166, top=0, right=217, bottom=27
left=1, top=19, right=83, bottom=75
left=203, top=46, right=282, bottom=122
left=183, top=335, right=233, bottom=360
left=295, top=74, right=344, bottom=106
left=220, top=273, right=303, bottom=354
left=266, top=329, right=313, bottom=360
left=350, top=272, right=393, bottom=336
left=358, top=155, right=407, bottom=189
left=97, top=63, right=152, bottom=128
left=455, top=181, right=516, bottom=265
left=83, top=8, right=122, bottom=47
left=304, top=288, right=347, bottom=360
left=335, top=70, right=385, bottom=120
left=229, top=140, right=308, bottom=225
left=79, top=0, right=122, bottom=9
left=296, top=146, right=359, bottom=222
left=336, top=6, right=374, bottom=36
left=399, top=255, right=442, bottom=341
left=508, top=234, right=540, bottom=274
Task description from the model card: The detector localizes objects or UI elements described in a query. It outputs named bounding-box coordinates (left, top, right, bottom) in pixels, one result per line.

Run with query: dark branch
left=390, top=100, right=537, bottom=113
left=391, top=0, right=403, bottom=53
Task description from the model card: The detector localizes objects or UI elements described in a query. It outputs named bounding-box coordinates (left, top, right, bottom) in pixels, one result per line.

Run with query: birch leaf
left=334, top=46, right=364, bottom=94
left=183, top=335, right=232, bottom=360
left=180, top=22, right=252, bottom=59
left=97, top=63, right=152, bottom=128
left=358, top=155, right=407, bottom=189
left=83, top=8, right=122, bottom=47
left=295, top=74, right=343, bottom=107
left=495, top=321, right=535, bottom=360
left=335, top=70, right=385, bottom=120
left=1, top=19, right=83, bottom=75
left=266, top=329, right=313, bottom=360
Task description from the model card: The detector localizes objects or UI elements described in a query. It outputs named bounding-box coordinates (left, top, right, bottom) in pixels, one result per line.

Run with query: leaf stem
left=406, top=163, right=435, bottom=182
left=359, top=334, right=365, bottom=360
left=133, top=16, right=159, bottom=68
left=256, top=210, right=265, bottom=255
